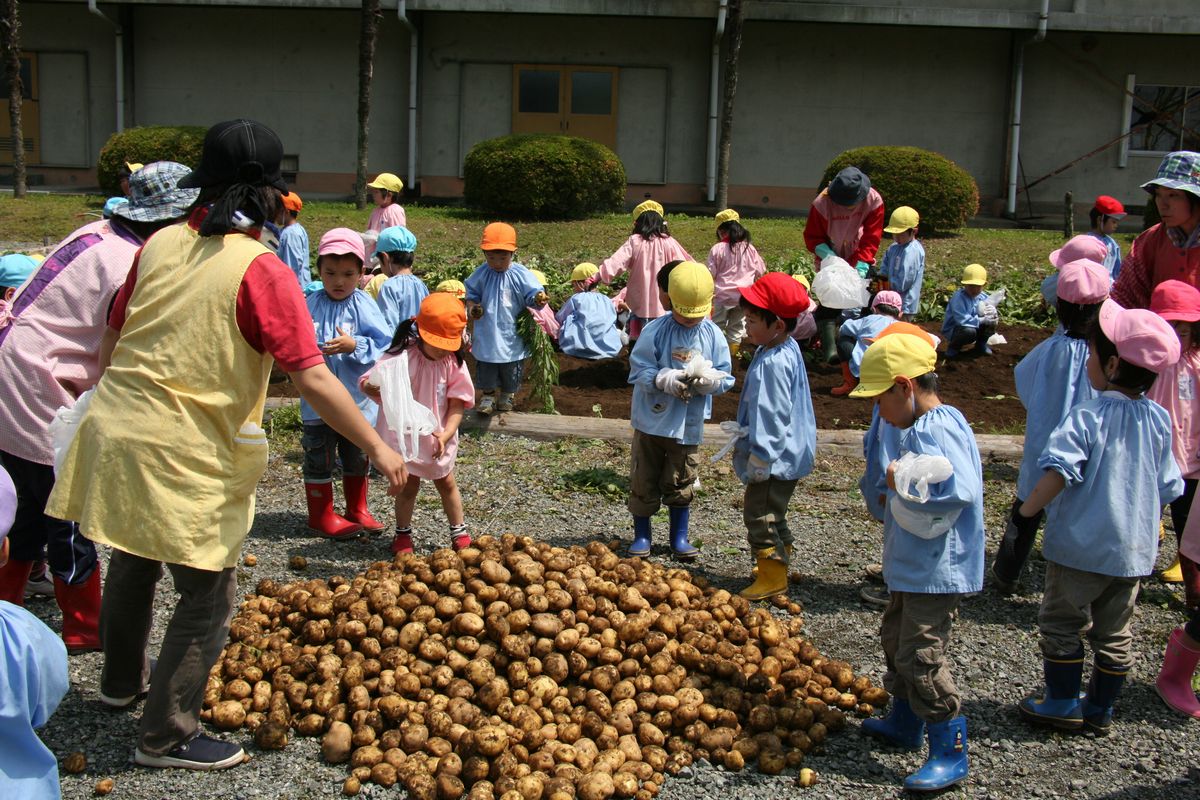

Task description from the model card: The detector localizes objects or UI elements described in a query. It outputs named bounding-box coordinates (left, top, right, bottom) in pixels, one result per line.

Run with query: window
left=512, top=65, right=618, bottom=149
left=1126, top=81, right=1200, bottom=154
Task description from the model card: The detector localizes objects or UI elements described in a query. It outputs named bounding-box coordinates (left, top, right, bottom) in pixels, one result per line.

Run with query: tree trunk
left=354, top=0, right=382, bottom=210
left=715, top=0, right=745, bottom=211
left=1, top=0, right=25, bottom=198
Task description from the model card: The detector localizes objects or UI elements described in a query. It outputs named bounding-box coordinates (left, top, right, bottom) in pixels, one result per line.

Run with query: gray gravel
left=33, top=429, right=1200, bottom=799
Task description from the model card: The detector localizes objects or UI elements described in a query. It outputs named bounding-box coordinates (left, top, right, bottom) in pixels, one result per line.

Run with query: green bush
left=97, top=125, right=207, bottom=196
left=821, top=146, right=980, bottom=235
left=463, top=134, right=626, bottom=220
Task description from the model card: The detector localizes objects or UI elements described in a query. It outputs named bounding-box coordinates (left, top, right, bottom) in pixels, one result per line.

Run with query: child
left=879, top=206, right=925, bottom=318
left=730, top=272, right=815, bottom=599
left=851, top=332, right=983, bottom=792
left=941, top=264, right=997, bottom=357
left=1016, top=299, right=1182, bottom=734
left=375, top=226, right=428, bottom=330
left=991, top=259, right=1111, bottom=595
left=1087, top=195, right=1126, bottom=279
left=463, top=223, right=548, bottom=415
left=707, top=208, right=766, bottom=356
left=1146, top=280, right=1200, bottom=599
left=362, top=293, right=474, bottom=555
left=364, top=172, right=407, bottom=261
left=788, top=273, right=817, bottom=347
left=556, top=262, right=621, bottom=360
left=831, top=289, right=903, bottom=396
left=0, top=253, right=37, bottom=316
left=527, top=269, right=561, bottom=341
left=436, top=279, right=466, bottom=299
left=301, top=228, right=394, bottom=539
left=1040, top=234, right=1110, bottom=309
left=592, top=201, right=692, bottom=341
left=627, top=261, right=733, bottom=559
left=1159, top=480, right=1200, bottom=717
left=278, top=191, right=310, bottom=288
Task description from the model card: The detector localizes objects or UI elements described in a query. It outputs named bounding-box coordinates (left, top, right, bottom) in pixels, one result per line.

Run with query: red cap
left=1150, top=279, right=1200, bottom=323
left=1093, top=195, right=1126, bottom=218
left=739, top=272, right=810, bottom=318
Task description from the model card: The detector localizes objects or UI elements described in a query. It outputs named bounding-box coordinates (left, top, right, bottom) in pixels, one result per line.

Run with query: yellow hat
left=366, top=172, right=404, bottom=193
left=961, top=264, right=988, bottom=286
left=571, top=262, right=599, bottom=282
left=529, top=269, right=548, bottom=288
left=850, top=333, right=938, bottom=398
left=884, top=206, right=920, bottom=234
left=668, top=261, right=714, bottom=319
left=633, top=200, right=664, bottom=219
left=792, top=273, right=811, bottom=291
left=436, top=279, right=466, bottom=299
left=125, top=162, right=143, bottom=173
left=715, top=208, right=740, bottom=225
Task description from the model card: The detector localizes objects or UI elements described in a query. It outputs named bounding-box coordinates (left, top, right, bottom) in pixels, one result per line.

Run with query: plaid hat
left=376, top=225, right=417, bottom=254
left=739, top=271, right=810, bottom=318
left=113, top=161, right=198, bottom=223
left=827, top=167, right=870, bottom=206
left=1142, top=151, right=1200, bottom=199
left=851, top=333, right=938, bottom=398
left=1098, top=299, right=1180, bottom=373
left=178, top=119, right=287, bottom=191
left=0, top=253, right=37, bottom=289
left=0, top=463, right=15, bottom=547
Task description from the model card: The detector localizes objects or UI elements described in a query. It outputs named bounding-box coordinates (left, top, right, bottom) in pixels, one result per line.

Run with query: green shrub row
left=97, top=125, right=207, bottom=196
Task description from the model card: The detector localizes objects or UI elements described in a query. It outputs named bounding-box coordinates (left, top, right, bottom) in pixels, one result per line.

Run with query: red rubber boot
left=304, top=481, right=363, bottom=540
left=831, top=361, right=859, bottom=397
left=54, top=567, right=102, bottom=654
left=0, top=559, right=33, bottom=605
left=343, top=475, right=385, bottom=534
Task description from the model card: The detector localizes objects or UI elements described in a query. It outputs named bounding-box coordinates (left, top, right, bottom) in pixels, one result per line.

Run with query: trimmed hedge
left=821, top=146, right=980, bottom=235
left=463, top=134, right=626, bottom=220
left=97, top=125, right=207, bottom=196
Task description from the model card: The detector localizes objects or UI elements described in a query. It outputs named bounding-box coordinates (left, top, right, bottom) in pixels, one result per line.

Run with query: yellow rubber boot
left=1162, top=556, right=1184, bottom=583
left=751, top=543, right=792, bottom=577
left=741, top=548, right=789, bottom=600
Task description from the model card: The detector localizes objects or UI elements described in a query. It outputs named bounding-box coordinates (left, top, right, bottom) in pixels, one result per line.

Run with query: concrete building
left=6, top=1, right=1199, bottom=215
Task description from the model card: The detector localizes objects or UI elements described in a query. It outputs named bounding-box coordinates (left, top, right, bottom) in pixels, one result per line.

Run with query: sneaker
left=134, top=734, right=245, bottom=770
left=390, top=530, right=415, bottom=555
left=451, top=533, right=472, bottom=552
left=477, top=395, right=496, bottom=416
left=863, top=563, right=884, bottom=584
left=24, top=561, right=55, bottom=599
left=99, top=689, right=148, bottom=709
left=496, top=393, right=515, bottom=413
left=859, top=584, right=890, bottom=608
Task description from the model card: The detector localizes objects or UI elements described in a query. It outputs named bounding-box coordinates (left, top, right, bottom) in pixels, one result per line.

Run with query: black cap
left=178, top=119, right=287, bottom=191
left=827, top=166, right=870, bottom=206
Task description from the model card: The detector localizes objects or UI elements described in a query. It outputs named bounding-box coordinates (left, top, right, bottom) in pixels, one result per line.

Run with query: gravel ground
left=33, top=428, right=1200, bottom=800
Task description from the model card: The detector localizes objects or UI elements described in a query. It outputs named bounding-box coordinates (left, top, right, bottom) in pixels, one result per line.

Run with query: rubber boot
left=668, top=506, right=698, bottom=560
left=390, top=527, right=415, bottom=554
left=991, top=499, right=1043, bottom=594
left=304, top=481, right=363, bottom=540
left=817, top=318, right=839, bottom=365
left=54, top=567, right=102, bottom=654
left=343, top=475, right=385, bottom=534
left=904, top=716, right=969, bottom=792
left=830, top=361, right=858, bottom=397
left=0, top=559, right=33, bottom=605
left=1155, top=627, right=1200, bottom=718
left=975, top=325, right=994, bottom=356
left=1162, top=555, right=1184, bottom=583
left=861, top=697, right=925, bottom=750
left=628, top=516, right=652, bottom=557
left=740, top=547, right=788, bottom=600
left=1082, top=659, right=1128, bottom=735
left=1019, top=652, right=1084, bottom=730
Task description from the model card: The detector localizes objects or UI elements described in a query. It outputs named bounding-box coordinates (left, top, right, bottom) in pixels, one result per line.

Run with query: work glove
left=468, top=304, right=485, bottom=320
left=690, top=375, right=724, bottom=395
left=855, top=260, right=871, bottom=278
left=746, top=453, right=772, bottom=483
left=654, top=368, right=689, bottom=398
left=978, top=303, right=999, bottom=324
left=814, top=243, right=835, bottom=262
left=534, top=291, right=549, bottom=307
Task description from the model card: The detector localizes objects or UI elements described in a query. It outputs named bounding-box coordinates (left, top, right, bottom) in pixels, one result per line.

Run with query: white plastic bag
left=680, top=355, right=730, bottom=383
left=811, top=256, right=869, bottom=310
left=987, top=333, right=1008, bottom=346
left=889, top=495, right=962, bottom=540
left=888, top=452, right=959, bottom=539
left=987, top=286, right=1007, bottom=306
left=372, top=352, right=438, bottom=459
left=48, top=388, right=94, bottom=475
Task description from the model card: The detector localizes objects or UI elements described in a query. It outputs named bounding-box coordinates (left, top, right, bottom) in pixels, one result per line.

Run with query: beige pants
left=627, top=430, right=699, bottom=516
left=743, top=477, right=798, bottom=559
left=711, top=304, right=747, bottom=344
left=879, top=591, right=963, bottom=723
left=1038, top=561, right=1139, bottom=668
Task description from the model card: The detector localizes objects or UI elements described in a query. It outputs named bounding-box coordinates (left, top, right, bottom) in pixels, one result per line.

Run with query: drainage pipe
left=397, top=0, right=418, bottom=191
left=705, top=0, right=728, bottom=203
left=1005, top=0, right=1049, bottom=216
left=88, top=0, right=124, bottom=133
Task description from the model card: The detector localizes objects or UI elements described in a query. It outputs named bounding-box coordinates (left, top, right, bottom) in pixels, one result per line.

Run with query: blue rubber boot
left=861, top=697, right=925, bottom=750
left=1018, top=652, right=1084, bottom=730
left=904, top=716, right=969, bottom=792
left=668, top=506, right=698, bottom=560
left=1081, top=659, right=1127, bottom=736
left=628, top=516, right=652, bottom=557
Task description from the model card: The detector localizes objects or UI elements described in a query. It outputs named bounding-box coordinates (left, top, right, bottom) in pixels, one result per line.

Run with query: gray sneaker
left=859, top=584, right=891, bottom=608
left=24, top=561, right=54, bottom=599
left=476, top=394, right=496, bottom=416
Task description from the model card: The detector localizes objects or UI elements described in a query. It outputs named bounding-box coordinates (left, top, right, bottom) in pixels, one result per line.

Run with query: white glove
left=747, top=453, right=772, bottom=483
left=654, top=368, right=688, bottom=398
left=978, top=302, right=999, bottom=323
left=691, top=375, right=724, bottom=395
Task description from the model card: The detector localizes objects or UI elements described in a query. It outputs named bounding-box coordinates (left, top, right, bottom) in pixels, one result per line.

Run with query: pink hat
left=1150, top=280, right=1200, bottom=323
left=1098, top=299, right=1181, bottom=373
left=1056, top=259, right=1111, bottom=304
left=1049, top=234, right=1108, bottom=269
left=871, top=290, right=903, bottom=311
left=318, top=227, right=366, bottom=264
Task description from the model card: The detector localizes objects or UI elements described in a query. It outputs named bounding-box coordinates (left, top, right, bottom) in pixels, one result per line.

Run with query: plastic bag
left=891, top=452, right=954, bottom=503
left=811, top=256, right=869, bottom=310
left=372, top=352, right=438, bottom=459
left=680, top=355, right=730, bottom=383
left=48, top=388, right=94, bottom=475
left=987, top=287, right=1007, bottom=306
left=889, top=495, right=963, bottom=540
left=987, top=333, right=1008, bottom=346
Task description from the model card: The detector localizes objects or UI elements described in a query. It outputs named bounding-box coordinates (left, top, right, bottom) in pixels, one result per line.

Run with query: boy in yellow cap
left=942, top=264, right=997, bottom=357
left=879, top=206, right=925, bottom=317
left=626, top=261, right=733, bottom=559
left=850, top=333, right=983, bottom=792
left=365, top=172, right=406, bottom=261
left=557, top=262, right=622, bottom=359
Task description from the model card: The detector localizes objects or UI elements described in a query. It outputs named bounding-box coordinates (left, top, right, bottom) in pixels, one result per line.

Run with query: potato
left=211, top=699, right=247, bottom=730
left=576, top=772, right=615, bottom=800
left=289, top=555, right=308, bottom=571
left=797, top=767, right=818, bottom=787
left=342, top=776, right=361, bottom=796
left=63, top=752, right=87, bottom=774
left=254, top=721, right=289, bottom=750
left=474, top=725, right=509, bottom=757
left=323, top=721, right=354, bottom=763
left=94, top=778, right=115, bottom=796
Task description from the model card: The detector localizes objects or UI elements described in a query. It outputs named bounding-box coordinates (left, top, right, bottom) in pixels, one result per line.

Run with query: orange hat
left=281, top=191, right=303, bottom=212
left=417, top=292, right=467, bottom=351
left=480, top=222, right=518, bottom=252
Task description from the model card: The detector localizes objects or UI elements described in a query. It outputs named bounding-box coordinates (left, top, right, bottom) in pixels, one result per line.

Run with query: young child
left=941, top=264, right=996, bottom=357
left=278, top=191, right=310, bottom=288
left=851, top=332, right=983, bottom=792
left=527, top=269, right=561, bottom=341
left=707, top=208, right=766, bottom=356
left=831, top=289, right=903, bottom=396
left=361, top=293, right=474, bottom=555
left=1039, top=234, right=1109, bottom=309
left=1146, top=280, right=1200, bottom=600
left=1087, top=195, right=1126, bottom=280
left=788, top=273, right=817, bottom=347
left=375, top=226, right=428, bottom=330
left=1016, top=300, right=1182, bottom=735
left=0, top=253, right=37, bottom=311
left=730, top=272, right=815, bottom=599
left=463, top=223, right=548, bottom=415
left=301, top=228, right=393, bottom=539
left=1159, top=476, right=1200, bottom=717
left=557, top=262, right=622, bottom=360
left=627, top=261, right=733, bottom=559
left=364, top=172, right=407, bottom=261
left=991, top=259, right=1111, bottom=595
left=879, top=206, right=925, bottom=318
left=436, top=279, right=466, bottom=299
left=592, top=201, right=692, bottom=341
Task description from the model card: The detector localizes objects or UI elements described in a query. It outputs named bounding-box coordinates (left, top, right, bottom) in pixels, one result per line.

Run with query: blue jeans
left=475, top=359, right=524, bottom=393
left=302, top=422, right=368, bottom=480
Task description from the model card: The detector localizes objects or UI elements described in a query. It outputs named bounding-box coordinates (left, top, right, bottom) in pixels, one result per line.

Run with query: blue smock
left=838, top=313, right=896, bottom=377
left=376, top=273, right=429, bottom=332
left=733, top=337, right=815, bottom=483
left=941, top=288, right=989, bottom=342
left=1086, top=230, right=1122, bottom=280
left=883, top=405, right=985, bottom=594
left=300, top=289, right=392, bottom=425
left=1038, top=391, right=1183, bottom=577
left=861, top=405, right=902, bottom=521
left=880, top=239, right=925, bottom=316
left=464, top=262, right=543, bottom=364
left=0, top=601, right=68, bottom=800
left=277, top=223, right=310, bottom=288
left=1013, top=330, right=1096, bottom=499
left=556, top=291, right=622, bottom=359
left=628, top=315, right=733, bottom=446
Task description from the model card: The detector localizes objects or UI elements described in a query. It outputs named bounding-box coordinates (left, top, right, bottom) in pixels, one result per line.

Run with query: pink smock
left=707, top=240, right=766, bottom=308
left=597, top=235, right=692, bottom=320
left=1146, top=349, right=1200, bottom=480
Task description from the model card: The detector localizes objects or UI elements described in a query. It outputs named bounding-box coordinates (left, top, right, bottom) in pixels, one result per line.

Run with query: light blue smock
left=628, top=315, right=733, bottom=446
left=0, top=601, right=68, bottom=800
left=1086, top=230, right=1122, bottom=280
left=300, top=289, right=392, bottom=425
left=883, top=405, right=985, bottom=594
left=377, top=273, right=429, bottom=332
left=1038, top=391, right=1183, bottom=577
left=838, top=313, right=896, bottom=377
left=556, top=291, right=622, bottom=360
left=733, top=337, right=815, bottom=483
left=941, top=287, right=989, bottom=342
left=1040, top=273, right=1059, bottom=307
left=861, top=405, right=902, bottom=521
left=880, top=239, right=925, bottom=316
left=464, top=262, right=543, bottom=364
left=1013, top=330, right=1096, bottom=499
left=277, top=222, right=310, bottom=288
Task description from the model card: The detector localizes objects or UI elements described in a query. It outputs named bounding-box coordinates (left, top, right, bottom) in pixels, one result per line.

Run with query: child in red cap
left=1088, top=195, right=1126, bottom=280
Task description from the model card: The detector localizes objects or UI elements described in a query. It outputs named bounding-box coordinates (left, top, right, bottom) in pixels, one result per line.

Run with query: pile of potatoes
left=204, top=534, right=889, bottom=799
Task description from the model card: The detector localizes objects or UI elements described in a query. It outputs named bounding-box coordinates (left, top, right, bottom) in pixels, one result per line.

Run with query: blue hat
left=827, top=166, right=871, bottom=206
left=103, top=196, right=129, bottom=218
left=0, top=253, right=38, bottom=289
left=1142, top=151, right=1200, bottom=200
left=376, top=225, right=417, bottom=254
